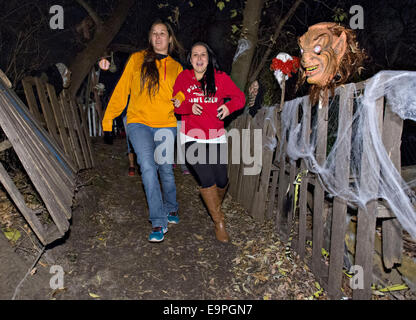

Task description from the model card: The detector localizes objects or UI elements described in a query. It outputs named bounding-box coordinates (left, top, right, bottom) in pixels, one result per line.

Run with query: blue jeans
left=127, top=123, right=178, bottom=229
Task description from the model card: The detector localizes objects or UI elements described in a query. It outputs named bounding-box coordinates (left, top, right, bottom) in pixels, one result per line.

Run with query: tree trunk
left=69, top=0, right=135, bottom=98
left=249, top=0, right=303, bottom=84
left=230, top=0, right=265, bottom=92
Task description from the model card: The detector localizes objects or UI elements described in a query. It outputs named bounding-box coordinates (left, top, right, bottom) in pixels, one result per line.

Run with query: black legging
left=185, top=142, right=228, bottom=188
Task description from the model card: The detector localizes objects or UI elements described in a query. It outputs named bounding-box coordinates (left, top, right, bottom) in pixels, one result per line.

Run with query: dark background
left=1, top=0, right=415, bottom=87
left=1, top=0, right=416, bottom=162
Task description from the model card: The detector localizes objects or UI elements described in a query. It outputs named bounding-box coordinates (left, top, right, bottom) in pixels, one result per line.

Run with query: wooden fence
left=21, top=76, right=94, bottom=170
left=228, top=78, right=410, bottom=299
left=0, top=75, right=77, bottom=245
left=0, top=71, right=97, bottom=245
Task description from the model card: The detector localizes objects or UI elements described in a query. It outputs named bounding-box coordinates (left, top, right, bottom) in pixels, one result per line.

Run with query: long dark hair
left=188, top=42, right=221, bottom=97
left=140, top=20, right=184, bottom=97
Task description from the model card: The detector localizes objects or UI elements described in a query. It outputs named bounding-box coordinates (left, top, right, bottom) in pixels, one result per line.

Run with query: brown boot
left=200, top=185, right=230, bottom=243
left=217, top=183, right=229, bottom=205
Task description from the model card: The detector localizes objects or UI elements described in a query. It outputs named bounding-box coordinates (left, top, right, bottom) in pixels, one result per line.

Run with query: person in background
left=102, top=20, right=184, bottom=242
left=172, top=42, right=245, bottom=243
left=247, top=80, right=264, bottom=117
left=30, top=62, right=71, bottom=95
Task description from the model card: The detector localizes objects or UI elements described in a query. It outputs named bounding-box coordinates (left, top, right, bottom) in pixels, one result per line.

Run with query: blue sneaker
left=148, top=226, right=168, bottom=243
left=167, top=211, right=179, bottom=224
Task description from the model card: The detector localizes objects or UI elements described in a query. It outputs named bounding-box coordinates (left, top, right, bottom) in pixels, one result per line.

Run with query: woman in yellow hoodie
left=102, top=20, right=183, bottom=242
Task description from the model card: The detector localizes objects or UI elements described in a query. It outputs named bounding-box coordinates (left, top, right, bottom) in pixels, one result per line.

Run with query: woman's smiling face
left=150, top=23, right=171, bottom=54
left=190, top=45, right=209, bottom=79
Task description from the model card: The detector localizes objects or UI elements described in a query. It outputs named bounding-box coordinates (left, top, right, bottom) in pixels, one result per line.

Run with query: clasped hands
left=171, top=98, right=229, bottom=120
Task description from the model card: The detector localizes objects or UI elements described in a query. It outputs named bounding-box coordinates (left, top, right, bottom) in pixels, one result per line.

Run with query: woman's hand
left=217, top=104, right=230, bottom=120
left=171, top=98, right=181, bottom=108
left=192, top=103, right=203, bottom=115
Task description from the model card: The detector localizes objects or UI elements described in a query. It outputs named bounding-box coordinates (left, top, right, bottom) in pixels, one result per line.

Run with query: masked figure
left=297, top=22, right=366, bottom=105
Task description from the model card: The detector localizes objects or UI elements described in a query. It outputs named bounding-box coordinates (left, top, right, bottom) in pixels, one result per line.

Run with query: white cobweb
left=233, top=39, right=251, bottom=63
left=279, top=70, right=416, bottom=239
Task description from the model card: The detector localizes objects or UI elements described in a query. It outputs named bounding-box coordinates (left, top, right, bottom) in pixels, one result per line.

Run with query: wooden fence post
left=311, top=98, right=329, bottom=280
left=380, top=102, right=403, bottom=269
left=327, top=86, right=353, bottom=299
left=297, top=99, right=311, bottom=259
left=353, top=96, right=384, bottom=300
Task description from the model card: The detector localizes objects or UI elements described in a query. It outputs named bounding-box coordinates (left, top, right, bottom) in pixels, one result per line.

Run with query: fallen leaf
left=3, top=228, right=21, bottom=243
left=193, top=234, right=203, bottom=241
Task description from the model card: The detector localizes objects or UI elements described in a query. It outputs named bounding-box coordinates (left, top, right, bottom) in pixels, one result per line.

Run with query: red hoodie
left=172, top=69, right=245, bottom=140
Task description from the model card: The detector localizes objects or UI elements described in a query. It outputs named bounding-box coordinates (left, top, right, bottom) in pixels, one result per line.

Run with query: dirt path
left=2, top=136, right=329, bottom=300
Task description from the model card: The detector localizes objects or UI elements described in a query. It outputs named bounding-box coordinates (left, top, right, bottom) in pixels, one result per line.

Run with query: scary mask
left=297, top=22, right=367, bottom=105
left=298, top=22, right=347, bottom=88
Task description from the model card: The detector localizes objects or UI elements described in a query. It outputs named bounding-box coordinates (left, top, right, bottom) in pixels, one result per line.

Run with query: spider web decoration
left=279, top=71, right=416, bottom=239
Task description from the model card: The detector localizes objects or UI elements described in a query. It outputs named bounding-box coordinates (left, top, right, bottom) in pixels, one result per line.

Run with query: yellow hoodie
left=102, top=50, right=183, bottom=131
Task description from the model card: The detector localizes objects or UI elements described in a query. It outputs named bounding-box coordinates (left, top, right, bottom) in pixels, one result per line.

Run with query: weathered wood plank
left=328, top=87, right=353, bottom=299
left=60, top=91, right=85, bottom=169
left=382, top=218, right=402, bottom=269
left=46, top=83, right=75, bottom=163
left=6, top=84, right=76, bottom=194
left=0, top=139, right=12, bottom=152
left=237, top=115, right=251, bottom=204
left=354, top=202, right=378, bottom=300
left=2, top=81, right=76, bottom=177
left=77, top=100, right=95, bottom=167
left=0, top=95, right=70, bottom=235
left=250, top=115, right=271, bottom=221
left=244, top=118, right=258, bottom=212
left=0, top=162, right=47, bottom=244
left=227, top=115, right=242, bottom=198
left=6, top=99, right=74, bottom=211
left=266, top=165, right=279, bottom=220
left=34, top=77, right=61, bottom=146
left=286, top=106, right=299, bottom=231
left=276, top=150, right=288, bottom=235
left=312, top=99, right=329, bottom=278
left=1, top=93, right=73, bottom=219
left=21, top=78, right=43, bottom=124
left=69, top=98, right=92, bottom=168
left=0, top=69, right=12, bottom=88
left=381, top=102, right=403, bottom=269
left=287, top=161, right=297, bottom=225
left=297, top=100, right=311, bottom=260
left=353, top=96, right=384, bottom=300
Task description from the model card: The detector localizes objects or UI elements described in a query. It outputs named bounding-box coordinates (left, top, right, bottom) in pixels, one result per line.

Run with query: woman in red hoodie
left=172, top=42, right=245, bottom=243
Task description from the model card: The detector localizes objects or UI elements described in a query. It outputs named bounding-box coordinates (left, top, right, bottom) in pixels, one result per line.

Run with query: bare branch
left=249, top=0, right=303, bottom=83
left=76, top=0, right=104, bottom=29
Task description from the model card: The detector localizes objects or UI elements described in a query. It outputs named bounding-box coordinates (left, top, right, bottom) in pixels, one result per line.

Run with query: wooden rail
left=228, top=75, right=409, bottom=299
left=21, top=76, right=94, bottom=170
left=0, top=76, right=77, bottom=244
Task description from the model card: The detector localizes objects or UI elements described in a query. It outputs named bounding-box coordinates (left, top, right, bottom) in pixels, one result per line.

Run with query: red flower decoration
left=270, top=56, right=300, bottom=77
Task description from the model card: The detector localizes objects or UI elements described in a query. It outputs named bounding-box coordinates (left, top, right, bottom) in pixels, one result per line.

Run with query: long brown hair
left=140, top=20, right=184, bottom=97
